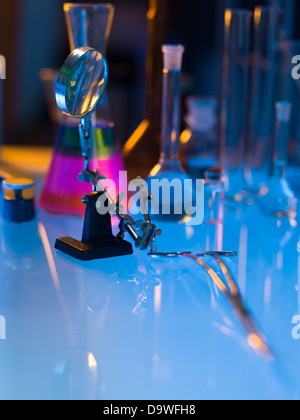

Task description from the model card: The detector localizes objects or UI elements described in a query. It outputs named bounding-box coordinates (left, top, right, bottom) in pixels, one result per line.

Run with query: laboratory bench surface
left=0, top=147, right=300, bottom=400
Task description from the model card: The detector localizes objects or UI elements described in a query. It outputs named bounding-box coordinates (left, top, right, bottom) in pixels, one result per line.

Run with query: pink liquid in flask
left=40, top=121, right=125, bottom=216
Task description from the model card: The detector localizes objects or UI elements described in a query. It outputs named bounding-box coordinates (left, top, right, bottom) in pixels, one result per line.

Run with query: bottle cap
left=275, top=101, right=292, bottom=123
left=162, top=45, right=185, bottom=71
left=3, top=177, right=34, bottom=189
left=2, top=177, right=35, bottom=223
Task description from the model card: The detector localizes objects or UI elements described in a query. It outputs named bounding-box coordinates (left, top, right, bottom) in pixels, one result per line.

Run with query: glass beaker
left=247, top=6, right=283, bottom=192
left=39, top=3, right=125, bottom=216
left=220, top=9, right=252, bottom=204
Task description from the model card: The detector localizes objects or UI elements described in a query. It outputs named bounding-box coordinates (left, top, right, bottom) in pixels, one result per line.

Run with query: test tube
left=220, top=9, right=252, bottom=203
left=248, top=6, right=283, bottom=191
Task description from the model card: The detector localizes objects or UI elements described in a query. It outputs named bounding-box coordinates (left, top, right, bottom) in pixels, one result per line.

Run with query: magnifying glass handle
left=79, top=116, right=92, bottom=171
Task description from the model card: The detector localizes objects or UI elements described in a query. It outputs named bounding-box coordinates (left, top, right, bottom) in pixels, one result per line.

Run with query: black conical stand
left=55, top=191, right=133, bottom=261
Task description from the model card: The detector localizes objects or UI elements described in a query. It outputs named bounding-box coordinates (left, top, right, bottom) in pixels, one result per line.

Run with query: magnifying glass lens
left=56, top=47, right=108, bottom=119
left=66, top=50, right=106, bottom=117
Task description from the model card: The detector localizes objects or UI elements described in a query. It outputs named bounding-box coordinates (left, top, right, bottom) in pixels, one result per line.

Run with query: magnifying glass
left=55, top=47, right=108, bottom=175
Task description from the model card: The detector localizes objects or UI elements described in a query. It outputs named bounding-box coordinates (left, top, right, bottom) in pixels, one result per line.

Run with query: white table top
left=0, top=186, right=299, bottom=400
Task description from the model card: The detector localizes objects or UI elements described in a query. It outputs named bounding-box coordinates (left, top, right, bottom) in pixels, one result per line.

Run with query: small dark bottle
left=2, top=178, right=35, bottom=223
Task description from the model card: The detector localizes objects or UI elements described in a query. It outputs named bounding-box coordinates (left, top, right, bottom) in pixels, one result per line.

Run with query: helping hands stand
left=54, top=47, right=161, bottom=261
left=55, top=169, right=161, bottom=261
left=55, top=176, right=133, bottom=260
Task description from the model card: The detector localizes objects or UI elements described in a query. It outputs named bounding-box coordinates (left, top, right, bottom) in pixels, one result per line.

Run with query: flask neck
left=64, top=4, right=115, bottom=54
left=160, top=69, right=181, bottom=163
left=145, top=0, right=169, bottom=122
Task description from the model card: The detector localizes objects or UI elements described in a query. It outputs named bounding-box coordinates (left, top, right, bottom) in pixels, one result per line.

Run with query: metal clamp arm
left=79, top=116, right=92, bottom=171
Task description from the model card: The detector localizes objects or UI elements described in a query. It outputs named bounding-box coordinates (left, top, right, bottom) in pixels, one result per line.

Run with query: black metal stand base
left=55, top=190, right=133, bottom=261
left=55, top=236, right=133, bottom=261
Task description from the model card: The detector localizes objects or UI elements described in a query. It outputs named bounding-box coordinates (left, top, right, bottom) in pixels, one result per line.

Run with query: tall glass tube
left=220, top=9, right=252, bottom=203
left=248, top=6, right=283, bottom=191
left=159, top=45, right=184, bottom=175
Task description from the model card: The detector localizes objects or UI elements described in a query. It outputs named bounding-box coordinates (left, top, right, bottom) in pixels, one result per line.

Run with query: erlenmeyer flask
left=39, top=3, right=125, bottom=216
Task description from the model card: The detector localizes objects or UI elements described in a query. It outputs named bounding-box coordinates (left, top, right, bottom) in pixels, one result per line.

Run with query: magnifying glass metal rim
left=55, top=46, right=109, bottom=119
